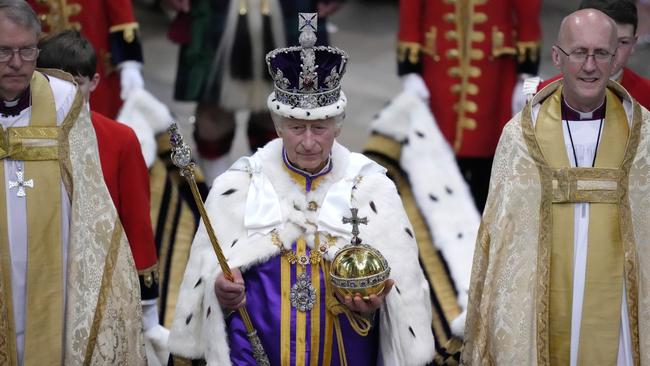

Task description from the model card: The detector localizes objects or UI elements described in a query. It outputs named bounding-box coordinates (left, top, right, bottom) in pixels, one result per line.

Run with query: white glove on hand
left=119, top=61, right=145, bottom=101
left=450, top=309, right=467, bottom=337
left=401, top=73, right=430, bottom=101
left=145, top=324, right=170, bottom=366
left=511, top=75, right=527, bottom=116
left=512, top=73, right=539, bottom=115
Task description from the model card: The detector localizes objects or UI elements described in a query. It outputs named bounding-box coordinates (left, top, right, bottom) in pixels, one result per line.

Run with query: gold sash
left=0, top=71, right=63, bottom=366
left=536, top=87, right=628, bottom=365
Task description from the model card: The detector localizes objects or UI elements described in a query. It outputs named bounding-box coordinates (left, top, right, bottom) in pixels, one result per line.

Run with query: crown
left=266, top=13, right=348, bottom=120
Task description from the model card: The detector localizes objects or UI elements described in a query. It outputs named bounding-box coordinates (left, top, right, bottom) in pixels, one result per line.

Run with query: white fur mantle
left=168, top=139, right=435, bottom=365
left=370, top=92, right=481, bottom=334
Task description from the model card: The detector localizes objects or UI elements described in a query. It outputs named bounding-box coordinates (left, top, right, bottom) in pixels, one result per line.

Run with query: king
left=168, top=13, right=435, bottom=366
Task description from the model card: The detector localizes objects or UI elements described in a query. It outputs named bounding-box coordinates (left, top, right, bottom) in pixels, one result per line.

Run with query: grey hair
left=0, top=0, right=41, bottom=37
left=270, top=111, right=345, bottom=133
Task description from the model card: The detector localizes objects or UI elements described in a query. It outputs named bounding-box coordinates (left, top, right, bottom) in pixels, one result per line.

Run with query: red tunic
left=537, top=68, right=650, bottom=110
left=398, top=0, right=542, bottom=157
left=28, top=0, right=143, bottom=118
left=92, top=111, right=159, bottom=299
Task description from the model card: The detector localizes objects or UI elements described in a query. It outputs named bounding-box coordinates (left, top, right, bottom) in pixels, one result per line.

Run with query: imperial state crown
left=265, top=13, right=348, bottom=120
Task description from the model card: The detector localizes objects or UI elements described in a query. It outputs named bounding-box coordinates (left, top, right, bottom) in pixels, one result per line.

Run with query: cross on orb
left=342, top=208, right=368, bottom=241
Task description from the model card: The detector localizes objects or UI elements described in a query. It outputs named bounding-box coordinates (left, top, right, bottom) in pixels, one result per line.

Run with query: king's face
left=278, top=117, right=340, bottom=174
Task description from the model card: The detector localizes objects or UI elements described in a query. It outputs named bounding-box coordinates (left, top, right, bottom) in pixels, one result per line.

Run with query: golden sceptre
left=167, top=123, right=269, bottom=366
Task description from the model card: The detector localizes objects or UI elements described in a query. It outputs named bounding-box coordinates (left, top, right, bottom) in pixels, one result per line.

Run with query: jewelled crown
left=266, top=13, right=348, bottom=120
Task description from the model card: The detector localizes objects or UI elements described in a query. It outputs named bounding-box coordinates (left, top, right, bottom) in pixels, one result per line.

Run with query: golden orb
left=330, top=242, right=391, bottom=300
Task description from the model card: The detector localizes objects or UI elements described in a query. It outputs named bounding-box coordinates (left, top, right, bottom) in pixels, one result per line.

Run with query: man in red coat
left=28, top=0, right=144, bottom=118
left=398, top=0, right=542, bottom=211
left=35, top=31, right=167, bottom=357
left=535, top=0, right=650, bottom=110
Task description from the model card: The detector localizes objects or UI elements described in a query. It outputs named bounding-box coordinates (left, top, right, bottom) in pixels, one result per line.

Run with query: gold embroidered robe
left=461, top=80, right=650, bottom=365
left=0, top=70, right=145, bottom=365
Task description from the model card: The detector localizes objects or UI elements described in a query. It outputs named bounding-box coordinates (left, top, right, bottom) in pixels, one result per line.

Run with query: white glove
left=401, top=73, right=430, bottom=101
left=512, top=74, right=540, bottom=115
left=450, top=309, right=467, bottom=337
left=145, top=324, right=170, bottom=366
left=119, top=61, right=145, bottom=101
left=511, top=75, right=526, bottom=115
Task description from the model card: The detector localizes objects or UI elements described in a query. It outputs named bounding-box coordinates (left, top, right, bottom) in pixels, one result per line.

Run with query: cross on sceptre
left=342, top=208, right=368, bottom=245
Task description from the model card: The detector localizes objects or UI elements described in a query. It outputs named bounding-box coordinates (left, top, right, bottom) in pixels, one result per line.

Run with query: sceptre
left=167, top=123, right=269, bottom=366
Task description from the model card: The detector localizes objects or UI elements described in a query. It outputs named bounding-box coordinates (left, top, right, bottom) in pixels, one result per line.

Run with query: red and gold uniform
left=28, top=0, right=144, bottom=118
left=92, top=111, right=159, bottom=300
left=398, top=0, right=542, bottom=157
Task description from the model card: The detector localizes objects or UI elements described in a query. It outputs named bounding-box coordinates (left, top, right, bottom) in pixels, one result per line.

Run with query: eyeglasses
left=0, top=47, right=39, bottom=62
left=555, top=45, right=615, bottom=64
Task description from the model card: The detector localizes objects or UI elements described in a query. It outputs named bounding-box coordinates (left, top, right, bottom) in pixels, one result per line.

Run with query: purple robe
left=225, top=155, right=380, bottom=365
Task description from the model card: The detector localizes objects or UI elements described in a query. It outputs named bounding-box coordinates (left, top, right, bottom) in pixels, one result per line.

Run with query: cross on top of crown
left=299, top=13, right=317, bottom=33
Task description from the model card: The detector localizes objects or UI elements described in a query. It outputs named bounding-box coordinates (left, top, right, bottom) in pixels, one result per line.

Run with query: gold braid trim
left=397, top=41, right=422, bottom=65
left=520, top=97, right=552, bottom=366
left=619, top=101, right=644, bottom=365
left=38, top=67, right=84, bottom=199
left=516, top=41, right=541, bottom=64
left=83, top=222, right=124, bottom=365
left=491, top=26, right=516, bottom=58
left=108, top=22, right=139, bottom=43
left=138, top=263, right=160, bottom=288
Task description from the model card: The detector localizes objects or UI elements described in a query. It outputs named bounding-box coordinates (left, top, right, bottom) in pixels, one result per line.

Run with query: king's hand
left=214, top=267, right=246, bottom=310
left=337, top=278, right=394, bottom=315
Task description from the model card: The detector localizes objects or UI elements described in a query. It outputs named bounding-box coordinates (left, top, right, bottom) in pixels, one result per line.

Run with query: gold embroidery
left=280, top=248, right=291, bottom=364
left=37, top=0, right=82, bottom=33
left=550, top=168, right=623, bottom=203
left=44, top=67, right=84, bottom=199
left=423, top=26, right=440, bottom=61
left=491, top=26, right=516, bottom=58
left=296, top=239, right=307, bottom=366
left=521, top=82, right=640, bottom=365
left=521, top=95, right=552, bottom=366
left=516, top=41, right=541, bottom=64
left=447, top=0, right=484, bottom=151
left=138, top=263, right=159, bottom=288
left=108, top=22, right=140, bottom=44
left=619, top=101, right=644, bottom=364
left=309, top=248, right=321, bottom=366
left=83, top=223, right=124, bottom=365
left=21, top=71, right=64, bottom=366
left=397, top=42, right=421, bottom=65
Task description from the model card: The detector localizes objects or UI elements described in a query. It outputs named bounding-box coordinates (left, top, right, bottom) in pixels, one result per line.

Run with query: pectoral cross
left=8, top=169, right=33, bottom=197
left=342, top=208, right=367, bottom=244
